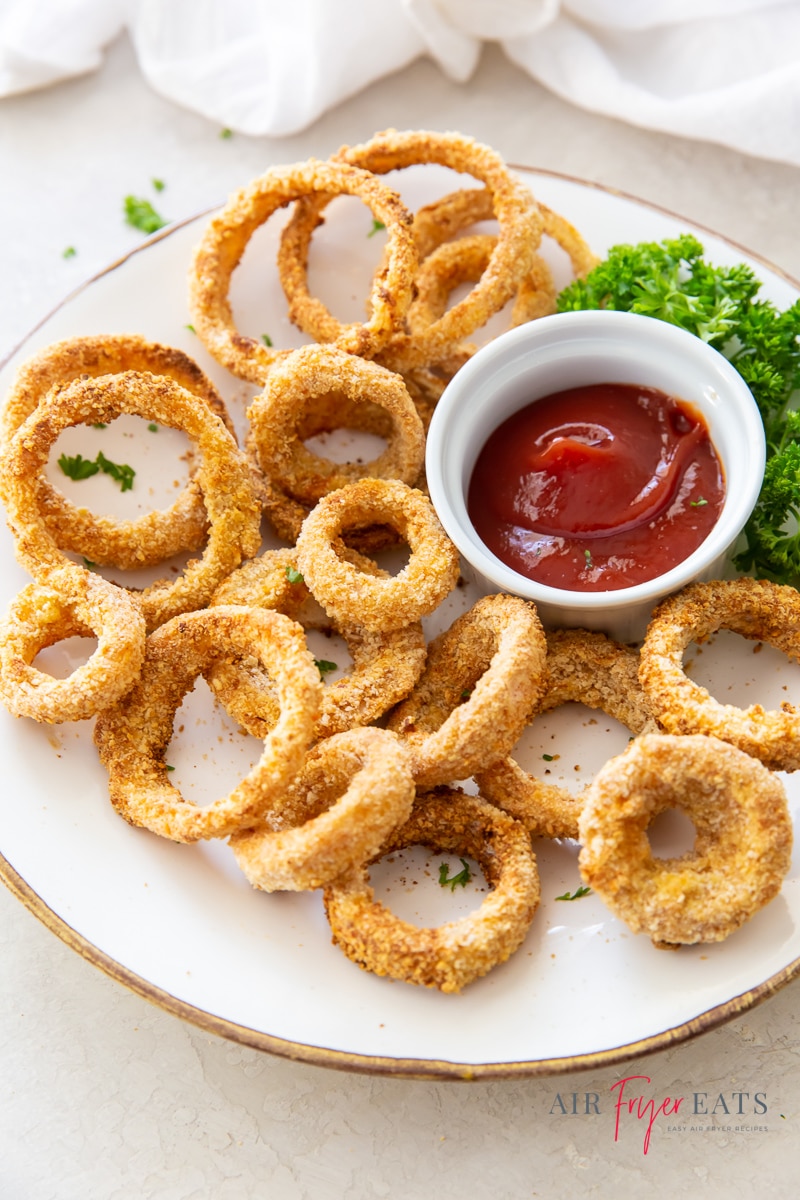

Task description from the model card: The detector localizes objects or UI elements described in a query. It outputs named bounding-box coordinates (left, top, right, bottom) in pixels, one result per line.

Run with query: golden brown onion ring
left=639, top=577, right=800, bottom=772
left=0, top=566, right=146, bottom=724
left=387, top=594, right=547, bottom=789
left=230, top=727, right=415, bottom=891
left=189, top=159, right=418, bottom=383
left=0, top=334, right=234, bottom=569
left=93, top=606, right=322, bottom=843
left=476, top=629, right=657, bottom=840
left=206, top=547, right=427, bottom=739
left=278, top=130, right=542, bottom=371
left=0, top=371, right=263, bottom=630
left=295, top=479, right=460, bottom=633
left=578, top=733, right=792, bottom=947
left=246, top=343, right=425, bottom=507
left=323, top=787, right=540, bottom=993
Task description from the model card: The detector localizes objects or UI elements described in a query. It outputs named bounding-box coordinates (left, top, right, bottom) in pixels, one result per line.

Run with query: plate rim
left=3, top=164, right=799, bottom=1080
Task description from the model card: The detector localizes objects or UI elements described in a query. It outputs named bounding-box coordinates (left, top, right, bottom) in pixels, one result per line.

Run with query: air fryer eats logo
left=548, top=1077, right=769, bottom=1155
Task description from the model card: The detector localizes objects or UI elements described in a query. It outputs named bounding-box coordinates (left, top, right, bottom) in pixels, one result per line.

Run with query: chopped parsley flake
left=285, top=565, right=304, bottom=584
left=690, top=496, right=709, bottom=507
left=438, top=858, right=472, bottom=891
left=220, top=127, right=233, bottom=139
left=62, top=246, right=77, bottom=259
left=314, top=658, right=338, bottom=677
left=367, top=219, right=386, bottom=238
left=124, top=195, right=167, bottom=234
left=555, top=885, right=592, bottom=901
left=584, top=549, right=593, bottom=569
left=185, top=324, right=196, bottom=334
left=148, top=423, right=159, bottom=432
left=261, top=333, right=273, bottom=347
left=59, top=450, right=135, bottom=492
left=152, top=178, right=166, bottom=192
left=542, top=753, right=555, bottom=762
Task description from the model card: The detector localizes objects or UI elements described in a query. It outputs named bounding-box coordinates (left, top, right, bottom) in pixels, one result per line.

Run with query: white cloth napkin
left=2, top=0, right=799, bottom=165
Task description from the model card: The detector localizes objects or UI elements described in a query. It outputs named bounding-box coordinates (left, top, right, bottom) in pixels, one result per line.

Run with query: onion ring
left=0, top=371, right=263, bottom=630
left=206, top=547, right=427, bottom=739
left=93, top=606, right=322, bottom=842
left=387, top=594, right=547, bottom=789
left=0, top=565, right=146, bottom=724
left=278, top=130, right=542, bottom=371
left=578, top=733, right=792, bottom=947
left=189, top=159, right=418, bottom=383
left=295, top=478, right=460, bottom=633
left=247, top=343, right=425, bottom=507
left=229, top=726, right=415, bottom=891
left=0, top=334, right=234, bottom=569
left=639, top=577, right=800, bottom=772
left=476, top=629, right=657, bottom=840
left=322, top=787, right=540, bottom=992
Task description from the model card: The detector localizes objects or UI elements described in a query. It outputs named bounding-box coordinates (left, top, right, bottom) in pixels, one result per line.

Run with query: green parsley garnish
left=82, top=557, right=96, bottom=569
left=62, top=246, right=77, bottom=259
left=148, top=423, right=159, bottom=432
left=152, top=178, right=166, bottom=192
left=285, top=565, right=304, bottom=584
left=165, top=764, right=176, bottom=772
left=367, top=219, right=386, bottom=238
left=124, top=195, right=167, bottom=234
left=92, top=422, right=107, bottom=430
left=314, top=658, right=338, bottom=677
left=690, top=496, right=709, bottom=507
left=438, top=858, right=472, bottom=891
left=460, top=688, right=472, bottom=699
left=555, top=885, right=592, bottom=901
left=584, top=549, right=593, bottom=569
left=58, top=450, right=135, bottom=492
left=261, top=333, right=273, bottom=347
left=542, top=753, right=555, bottom=762
left=220, top=127, right=233, bottom=139
left=185, top=324, right=196, bottom=334
left=558, top=233, right=800, bottom=586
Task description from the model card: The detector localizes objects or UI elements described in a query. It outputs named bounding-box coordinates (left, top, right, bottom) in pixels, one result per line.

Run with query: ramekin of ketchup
left=425, top=311, right=765, bottom=641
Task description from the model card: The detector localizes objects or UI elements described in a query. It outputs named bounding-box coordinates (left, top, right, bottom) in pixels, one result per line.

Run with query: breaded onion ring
left=387, top=594, right=547, bottom=789
left=323, top=788, right=540, bottom=993
left=0, top=334, right=233, bottom=569
left=295, top=479, right=460, bottom=633
left=0, top=371, right=262, bottom=630
left=230, top=727, right=415, bottom=892
left=278, top=130, right=542, bottom=370
left=476, top=629, right=657, bottom=840
left=189, top=159, right=417, bottom=383
left=0, top=566, right=146, bottom=724
left=578, top=733, right=792, bottom=948
left=247, top=343, right=425, bottom=507
left=93, top=606, right=322, bottom=843
left=206, top=547, right=427, bottom=739
left=639, top=577, right=800, bottom=772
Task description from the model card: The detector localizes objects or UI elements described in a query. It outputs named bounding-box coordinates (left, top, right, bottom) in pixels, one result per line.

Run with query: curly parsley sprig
left=558, top=235, right=800, bottom=585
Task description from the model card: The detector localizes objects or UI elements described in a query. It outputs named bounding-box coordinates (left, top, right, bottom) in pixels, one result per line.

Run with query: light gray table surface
left=1, top=31, right=799, bottom=1200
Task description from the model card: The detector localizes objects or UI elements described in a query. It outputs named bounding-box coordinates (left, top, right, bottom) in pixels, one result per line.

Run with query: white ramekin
left=425, top=310, right=765, bottom=642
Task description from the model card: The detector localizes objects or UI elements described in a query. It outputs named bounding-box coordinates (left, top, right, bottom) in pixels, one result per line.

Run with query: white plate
left=1, top=166, right=799, bottom=1079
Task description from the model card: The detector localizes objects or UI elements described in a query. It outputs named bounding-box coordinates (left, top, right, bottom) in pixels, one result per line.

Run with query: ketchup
left=467, top=382, right=725, bottom=591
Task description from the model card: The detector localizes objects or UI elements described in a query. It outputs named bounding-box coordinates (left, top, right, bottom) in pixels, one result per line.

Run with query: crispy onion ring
left=476, top=629, right=657, bottom=840
left=247, top=342, right=425, bottom=507
left=639, top=577, right=800, bottom=772
left=295, top=479, right=460, bottom=633
left=578, top=733, right=792, bottom=947
left=230, top=727, right=415, bottom=892
left=323, top=788, right=540, bottom=992
left=0, top=566, right=146, bottom=723
left=0, top=371, right=262, bottom=630
left=189, top=159, right=417, bottom=383
left=387, top=594, right=547, bottom=789
left=93, top=606, right=322, bottom=843
left=1, top=334, right=233, bottom=569
left=278, top=129, right=542, bottom=371
left=206, top=547, right=427, bottom=739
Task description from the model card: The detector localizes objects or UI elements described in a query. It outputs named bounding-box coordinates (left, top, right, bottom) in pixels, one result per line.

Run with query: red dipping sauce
left=467, top=382, right=725, bottom=591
